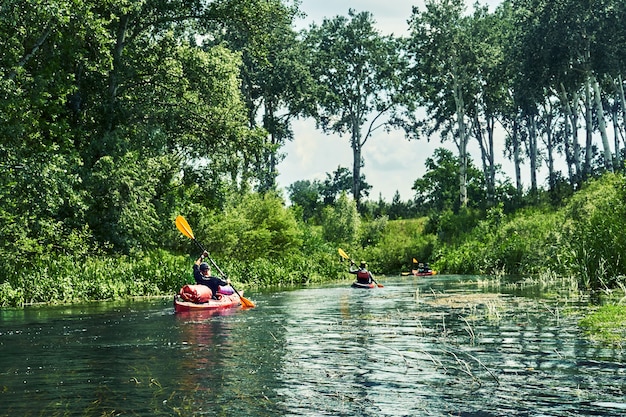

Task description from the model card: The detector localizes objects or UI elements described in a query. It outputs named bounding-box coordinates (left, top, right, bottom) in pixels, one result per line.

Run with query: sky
left=275, top=0, right=507, bottom=202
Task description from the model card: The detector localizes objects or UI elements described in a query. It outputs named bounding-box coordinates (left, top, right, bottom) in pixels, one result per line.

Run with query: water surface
left=1, top=275, right=624, bottom=416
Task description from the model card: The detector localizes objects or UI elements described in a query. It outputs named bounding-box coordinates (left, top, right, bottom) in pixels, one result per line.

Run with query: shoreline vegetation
left=3, top=0, right=626, bottom=347
left=2, top=173, right=626, bottom=344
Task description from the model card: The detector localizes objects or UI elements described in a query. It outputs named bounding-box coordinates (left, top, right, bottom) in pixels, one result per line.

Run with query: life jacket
left=356, top=269, right=370, bottom=283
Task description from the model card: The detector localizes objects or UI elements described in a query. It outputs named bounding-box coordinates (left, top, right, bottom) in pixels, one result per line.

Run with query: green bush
left=321, top=192, right=360, bottom=245
left=559, top=173, right=626, bottom=289
left=198, top=191, right=303, bottom=261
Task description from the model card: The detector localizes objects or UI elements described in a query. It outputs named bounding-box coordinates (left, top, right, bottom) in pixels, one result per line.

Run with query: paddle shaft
left=176, top=216, right=254, bottom=307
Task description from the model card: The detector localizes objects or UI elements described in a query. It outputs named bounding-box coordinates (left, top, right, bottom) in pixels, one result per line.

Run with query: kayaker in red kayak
left=194, top=251, right=230, bottom=299
left=349, top=260, right=374, bottom=285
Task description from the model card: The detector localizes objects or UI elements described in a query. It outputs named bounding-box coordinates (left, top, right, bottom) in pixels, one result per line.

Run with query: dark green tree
left=321, top=166, right=372, bottom=205
left=287, top=179, right=323, bottom=222
left=303, top=9, right=407, bottom=207
left=413, top=148, right=485, bottom=213
left=203, top=0, right=313, bottom=192
left=406, top=0, right=475, bottom=208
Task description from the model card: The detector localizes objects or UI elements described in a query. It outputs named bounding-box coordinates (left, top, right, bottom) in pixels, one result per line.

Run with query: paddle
left=176, top=215, right=255, bottom=308
left=337, top=248, right=383, bottom=287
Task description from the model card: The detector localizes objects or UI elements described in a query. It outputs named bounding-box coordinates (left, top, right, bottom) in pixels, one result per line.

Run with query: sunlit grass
left=579, top=304, right=626, bottom=346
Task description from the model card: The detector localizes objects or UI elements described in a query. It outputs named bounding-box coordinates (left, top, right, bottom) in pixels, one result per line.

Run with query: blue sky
left=276, top=0, right=508, bottom=202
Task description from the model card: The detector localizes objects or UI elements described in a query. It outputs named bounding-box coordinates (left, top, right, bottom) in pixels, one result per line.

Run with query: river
left=0, top=274, right=624, bottom=416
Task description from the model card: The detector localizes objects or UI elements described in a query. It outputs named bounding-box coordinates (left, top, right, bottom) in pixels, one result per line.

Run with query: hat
left=199, top=262, right=210, bottom=271
left=360, top=261, right=367, bottom=268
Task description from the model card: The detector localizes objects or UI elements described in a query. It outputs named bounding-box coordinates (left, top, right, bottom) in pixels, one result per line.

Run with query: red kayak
left=351, top=281, right=376, bottom=289
left=411, top=269, right=437, bottom=277
left=174, top=284, right=242, bottom=313
left=174, top=292, right=242, bottom=312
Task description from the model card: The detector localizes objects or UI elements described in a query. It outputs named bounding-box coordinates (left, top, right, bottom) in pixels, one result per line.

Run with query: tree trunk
left=618, top=75, right=626, bottom=145
left=592, top=75, right=613, bottom=172
left=569, top=97, right=582, bottom=186
left=351, top=119, right=362, bottom=207
left=583, top=77, right=593, bottom=179
left=473, top=113, right=496, bottom=204
left=612, top=105, right=621, bottom=169
left=107, top=14, right=129, bottom=133
left=513, top=118, right=522, bottom=194
left=540, top=102, right=555, bottom=191
left=558, top=85, right=576, bottom=186
left=453, top=75, right=467, bottom=208
left=528, top=114, right=538, bottom=195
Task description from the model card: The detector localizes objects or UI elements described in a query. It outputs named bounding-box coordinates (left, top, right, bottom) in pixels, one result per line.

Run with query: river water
left=0, top=275, right=624, bottom=416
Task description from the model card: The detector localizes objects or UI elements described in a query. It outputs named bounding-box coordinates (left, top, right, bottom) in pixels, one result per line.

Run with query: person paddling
left=349, top=260, right=374, bottom=285
left=193, top=251, right=230, bottom=299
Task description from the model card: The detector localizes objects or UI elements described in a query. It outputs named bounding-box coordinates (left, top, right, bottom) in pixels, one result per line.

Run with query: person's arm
left=195, top=250, right=209, bottom=266
left=193, top=251, right=210, bottom=283
left=348, top=262, right=359, bottom=274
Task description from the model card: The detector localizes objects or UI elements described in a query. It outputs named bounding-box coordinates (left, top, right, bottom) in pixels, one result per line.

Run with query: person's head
left=360, top=261, right=367, bottom=269
left=199, top=262, right=211, bottom=275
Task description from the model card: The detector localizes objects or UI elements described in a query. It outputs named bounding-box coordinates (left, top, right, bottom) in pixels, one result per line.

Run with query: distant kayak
left=411, top=269, right=436, bottom=277
left=351, top=281, right=376, bottom=289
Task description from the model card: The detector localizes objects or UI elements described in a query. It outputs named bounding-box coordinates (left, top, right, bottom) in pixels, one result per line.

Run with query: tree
left=286, top=179, right=323, bottom=222
left=304, top=10, right=407, bottom=207
left=413, top=148, right=485, bottom=213
left=203, top=0, right=312, bottom=192
left=406, top=0, right=475, bottom=208
left=0, top=0, right=275, bottom=255
left=321, top=166, right=372, bottom=205
left=321, top=192, right=360, bottom=245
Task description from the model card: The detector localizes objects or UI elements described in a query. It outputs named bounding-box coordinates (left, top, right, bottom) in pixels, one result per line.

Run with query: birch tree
left=406, top=0, right=474, bottom=208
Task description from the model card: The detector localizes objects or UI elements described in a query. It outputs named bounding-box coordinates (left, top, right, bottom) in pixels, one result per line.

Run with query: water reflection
left=0, top=276, right=624, bottom=416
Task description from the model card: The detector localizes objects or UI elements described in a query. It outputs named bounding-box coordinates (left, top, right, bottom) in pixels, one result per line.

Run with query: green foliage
left=433, top=173, right=626, bottom=288
left=220, top=248, right=343, bottom=288
left=435, top=205, right=561, bottom=275
left=360, top=217, right=436, bottom=274
left=413, top=148, right=487, bottom=213
left=287, top=179, right=323, bottom=222
left=426, top=207, right=483, bottom=244
left=559, top=173, right=626, bottom=289
left=0, top=250, right=188, bottom=307
left=359, top=215, right=388, bottom=247
left=580, top=304, right=626, bottom=345
left=321, top=192, right=360, bottom=245
left=198, top=192, right=302, bottom=261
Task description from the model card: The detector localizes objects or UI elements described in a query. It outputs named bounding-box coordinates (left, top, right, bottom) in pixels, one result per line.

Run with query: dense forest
left=1, top=0, right=626, bottom=308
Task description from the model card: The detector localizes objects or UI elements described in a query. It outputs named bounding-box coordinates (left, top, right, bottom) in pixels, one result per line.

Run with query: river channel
left=1, top=274, right=625, bottom=416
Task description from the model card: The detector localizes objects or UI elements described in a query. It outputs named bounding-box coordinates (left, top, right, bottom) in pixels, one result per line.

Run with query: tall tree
left=0, top=0, right=270, bottom=254
left=303, top=9, right=407, bottom=207
left=203, top=0, right=313, bottom=192
left=406, top=0, right=475, bottom=208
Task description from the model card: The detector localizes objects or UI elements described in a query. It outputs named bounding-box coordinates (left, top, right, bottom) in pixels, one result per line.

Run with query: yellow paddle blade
left=240, top=296, right=255, bottom=308
left=175, top=215, right=195, bottom=240
left=338, top=248, right=350, bottom=260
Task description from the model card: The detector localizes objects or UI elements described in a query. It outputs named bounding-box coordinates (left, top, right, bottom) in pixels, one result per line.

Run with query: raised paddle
left=338, top=248, right=383, bottom=288
left=176, top=215, right=255, bottom=308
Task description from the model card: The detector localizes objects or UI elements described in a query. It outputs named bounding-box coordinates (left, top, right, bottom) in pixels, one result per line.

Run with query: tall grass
left=0, top=250, right=189, bottom=307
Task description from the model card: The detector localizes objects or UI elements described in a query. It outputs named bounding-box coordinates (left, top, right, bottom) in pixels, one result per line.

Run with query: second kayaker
left=349, top=260, right=374, bottom=285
